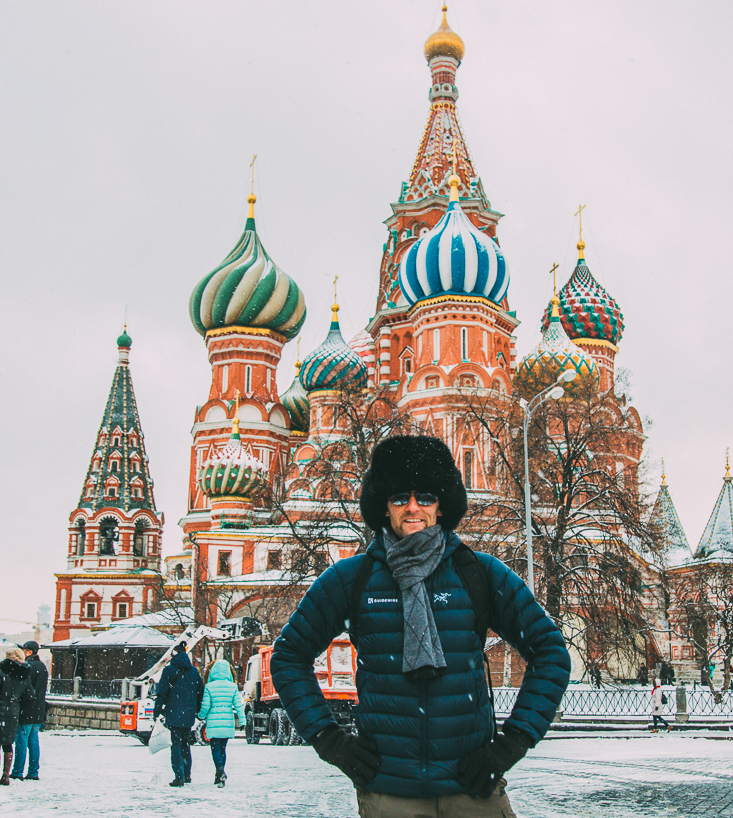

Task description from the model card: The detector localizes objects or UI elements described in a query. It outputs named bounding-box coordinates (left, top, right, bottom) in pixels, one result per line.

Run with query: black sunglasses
left=387, top=492, right=439, bottom=507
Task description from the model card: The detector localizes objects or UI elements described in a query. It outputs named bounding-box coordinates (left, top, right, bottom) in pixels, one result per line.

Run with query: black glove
left=311, top=725, right=381, bottom=787
left=457, top=725, right=532, bottom=798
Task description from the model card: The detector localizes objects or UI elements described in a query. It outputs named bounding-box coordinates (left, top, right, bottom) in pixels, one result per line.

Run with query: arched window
left=133, top=520, right=147, bottom=557
left=464, top=450, right=473, bottom=490
left=245, top=365, right=252, bottom=393
left=76, top=519, right=86, bottom=556
left=112, top=436, right=121, bottom=447
left=461, top=328, right=468, bottom=361
left=174, top=564, right=185, bottom=581
left=110, top=460, right=119, bottom=472
left=433, top=329, right=440, bottom=361
left=222, top=364, right=229, bottom=392
left=99, top=518, right=119, bottom=556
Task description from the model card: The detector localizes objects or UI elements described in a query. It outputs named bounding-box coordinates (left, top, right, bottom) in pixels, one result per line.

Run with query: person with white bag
left=153, top=642, right=204, bottom=787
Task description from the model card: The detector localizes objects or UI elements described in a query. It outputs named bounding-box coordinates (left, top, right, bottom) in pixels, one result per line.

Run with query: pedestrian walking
left=153, top=642, right=204, bottom=787
left=271, top=435, right=571, bottom=817
left=0, top=648, right=34, bottom=786
left=197, top=659, right=245, bottom=787
left=651, top=678, right=672, bottom=733
left=10, top=640, right=48, bottom=781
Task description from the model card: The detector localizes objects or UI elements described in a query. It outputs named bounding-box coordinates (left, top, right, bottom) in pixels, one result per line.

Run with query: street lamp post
left=521, top=369, right=577, bottom=595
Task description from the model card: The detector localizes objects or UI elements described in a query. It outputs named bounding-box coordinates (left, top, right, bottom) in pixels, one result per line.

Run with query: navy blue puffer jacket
left=271, top=531, right=570, bottom=798
left=153, top=652, right=204, bottom=729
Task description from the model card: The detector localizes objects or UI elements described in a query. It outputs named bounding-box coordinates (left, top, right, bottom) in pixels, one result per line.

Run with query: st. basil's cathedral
left=52, top=7, right=732, bottom=683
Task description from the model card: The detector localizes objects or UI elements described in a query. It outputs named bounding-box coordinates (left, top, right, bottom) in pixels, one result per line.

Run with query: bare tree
left=451, top=382, right=666, bottom=681
left=670, top=559, right=733, bottom=699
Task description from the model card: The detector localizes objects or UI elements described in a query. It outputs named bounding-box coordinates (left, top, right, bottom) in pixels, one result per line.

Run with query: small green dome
left=117, top=329, right=132, bottom=348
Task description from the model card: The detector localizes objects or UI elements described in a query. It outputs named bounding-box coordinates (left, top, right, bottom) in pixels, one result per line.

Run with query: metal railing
left=493, top=685, right=733, bottom=719
left=49, top=678, right=125, bottom=700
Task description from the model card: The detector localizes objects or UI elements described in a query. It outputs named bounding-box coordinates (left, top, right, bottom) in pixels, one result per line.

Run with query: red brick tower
left=182, top=191, right=307, bottom=538
left=53, top=330, right=164, bottom=640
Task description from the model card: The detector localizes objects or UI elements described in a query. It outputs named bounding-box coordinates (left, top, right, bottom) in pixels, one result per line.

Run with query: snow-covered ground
left=1, top=731, right=732, bottom=817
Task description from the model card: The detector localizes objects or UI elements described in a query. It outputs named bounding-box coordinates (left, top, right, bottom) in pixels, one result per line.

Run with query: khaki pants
left=357, top=779, right=516, bottom=818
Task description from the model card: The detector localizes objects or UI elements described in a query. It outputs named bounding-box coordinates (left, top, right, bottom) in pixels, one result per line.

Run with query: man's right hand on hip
left=311, top=725, right=381, bottom=788
left=457, top=725, right=532, bottom=797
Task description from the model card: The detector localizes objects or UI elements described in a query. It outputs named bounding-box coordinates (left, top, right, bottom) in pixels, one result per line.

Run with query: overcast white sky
left=1, top=0, right=731, bottom=624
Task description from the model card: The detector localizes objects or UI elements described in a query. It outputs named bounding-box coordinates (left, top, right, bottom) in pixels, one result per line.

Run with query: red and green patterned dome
left=542, top=253, right=624, bottom=347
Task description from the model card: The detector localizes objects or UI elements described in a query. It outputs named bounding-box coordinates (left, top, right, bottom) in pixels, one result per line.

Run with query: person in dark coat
left=271, top=436, right=571, bottom=817
left=10, top=641, right=48, bottom=781
left=153, top=642, right=204, bottom=787
left=0, top=648, right=35, bottom=786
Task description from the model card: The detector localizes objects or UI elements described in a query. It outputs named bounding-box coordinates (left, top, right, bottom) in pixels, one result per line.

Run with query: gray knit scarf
left=383, top=525, right=447, bottom=678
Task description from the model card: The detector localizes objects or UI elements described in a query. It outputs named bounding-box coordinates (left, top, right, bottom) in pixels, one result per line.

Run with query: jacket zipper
left=419, top=678, right=428, bottom=794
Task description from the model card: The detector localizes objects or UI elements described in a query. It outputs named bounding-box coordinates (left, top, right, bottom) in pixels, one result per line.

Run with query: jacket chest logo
left=433, top=592, right=451, bottom=605
left=367, top=597, right=399, bottom=604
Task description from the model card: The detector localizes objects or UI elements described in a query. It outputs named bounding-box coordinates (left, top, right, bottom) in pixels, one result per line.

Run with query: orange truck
left=242, top=635, right=357, bottom=745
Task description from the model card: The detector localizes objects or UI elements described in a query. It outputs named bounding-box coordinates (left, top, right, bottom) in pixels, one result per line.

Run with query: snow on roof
left=47, top=626, right=176, bottom=650
left=112, top=607, right=194, bottom=629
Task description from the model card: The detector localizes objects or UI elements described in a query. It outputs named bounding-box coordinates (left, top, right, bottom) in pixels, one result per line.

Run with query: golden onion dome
left=513, top=296, right=600, bottom=400
left=424, top=5, right=465, bottom=63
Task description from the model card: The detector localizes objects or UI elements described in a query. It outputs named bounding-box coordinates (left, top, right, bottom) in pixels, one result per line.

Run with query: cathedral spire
left=78, top=331, right=157, bottom=513
left=400, top=5, right=486, bottom=207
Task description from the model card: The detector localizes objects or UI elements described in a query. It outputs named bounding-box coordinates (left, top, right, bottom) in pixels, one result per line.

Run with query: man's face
left=386, top=491, right=441, bottom=538
left=23, top=649, right=32, bottom=658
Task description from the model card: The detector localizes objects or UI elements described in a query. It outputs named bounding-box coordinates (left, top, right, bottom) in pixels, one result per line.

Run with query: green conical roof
left=78, top=338, right=157, bottom=513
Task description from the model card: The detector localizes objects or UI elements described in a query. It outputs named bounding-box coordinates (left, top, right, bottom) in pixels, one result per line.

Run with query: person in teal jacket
left=197, top=660, right=245, bottom=787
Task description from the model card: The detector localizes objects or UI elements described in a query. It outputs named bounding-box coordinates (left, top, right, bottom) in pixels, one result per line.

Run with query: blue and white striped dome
left=398, top=200, right=510, bottom=307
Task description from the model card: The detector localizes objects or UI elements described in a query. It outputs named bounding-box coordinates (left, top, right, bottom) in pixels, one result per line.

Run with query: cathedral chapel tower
left=53, top=330, right=164, bottom=641
left=356, top=6, right=520, bottom=492
left=183, top=191, right=307, bottom=538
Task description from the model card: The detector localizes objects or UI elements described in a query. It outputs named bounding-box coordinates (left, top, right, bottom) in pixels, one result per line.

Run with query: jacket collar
left=366, top=529, right=462, bottom=565
left=170, top=652, right=192, bottom=669
left=0, top=658, right=30, bottom=679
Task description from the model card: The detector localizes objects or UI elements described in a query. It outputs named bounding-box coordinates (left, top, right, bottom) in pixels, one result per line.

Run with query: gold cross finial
left=448, top=142, right=460, bottom=202
left=246, top=154, right=258, bottom=218
left=575, top=204, right=586, bottom=259
left=295, top=336, right=302, bottom=371
left=250, top=154, right=257, bottom=195
left=332, top=276, right=340, bottom=323
left=726, top=448, right=731, bottom=480
left=661, top=458, right=666, bottom=485
left=232, top=389, right=241, bottom=435
left=550, top=262, right=559, bottom=296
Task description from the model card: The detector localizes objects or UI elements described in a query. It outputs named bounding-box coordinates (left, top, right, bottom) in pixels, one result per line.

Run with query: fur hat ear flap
left=360, top=435, right=467, bottom=532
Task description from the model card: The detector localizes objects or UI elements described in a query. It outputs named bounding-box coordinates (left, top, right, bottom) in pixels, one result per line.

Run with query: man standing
left=271, top=436, right=571, bottom=817
left=10, top=640, right=48, bottom=782
left=153, top=642, right=204, bottom=787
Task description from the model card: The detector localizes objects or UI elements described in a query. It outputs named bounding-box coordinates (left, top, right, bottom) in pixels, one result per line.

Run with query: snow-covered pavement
left=1, top=731, right=733, bottom=817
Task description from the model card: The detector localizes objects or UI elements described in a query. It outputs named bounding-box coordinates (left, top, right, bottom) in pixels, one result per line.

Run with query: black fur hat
left=360, top=435, right=467, bottom=532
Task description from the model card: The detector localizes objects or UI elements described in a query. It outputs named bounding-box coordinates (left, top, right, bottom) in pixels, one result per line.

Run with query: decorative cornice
left=575, top=337, right=619, bottom=353
left=205, top=326, right=286, bottom=343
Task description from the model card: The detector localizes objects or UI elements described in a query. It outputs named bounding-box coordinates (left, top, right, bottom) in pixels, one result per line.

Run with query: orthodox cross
left=250, top=154, right=257, bottom=194
left=333, top=275, right=339, bottom=302
left=575, top=203, right=586, bottom=244
left=550, top=262, right=559, bottom=295
left=727, top=447, right=731, bottom=479
left=661, top=458, right=666, bottom=485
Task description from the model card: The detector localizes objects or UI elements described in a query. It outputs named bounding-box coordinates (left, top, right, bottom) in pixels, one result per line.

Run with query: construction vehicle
left=242, top=635, right=357, bottom=745
left=119, top=624, right=230, bottom=745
